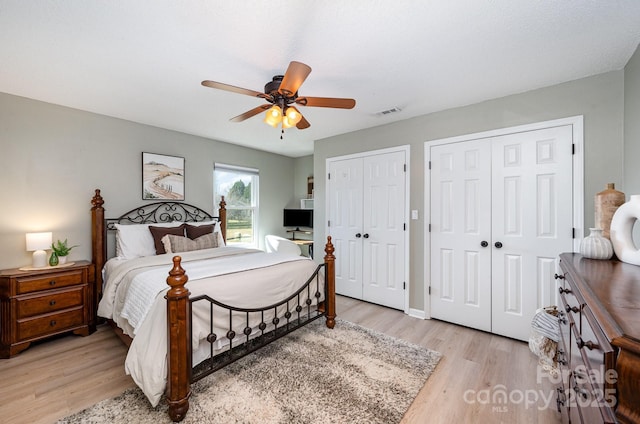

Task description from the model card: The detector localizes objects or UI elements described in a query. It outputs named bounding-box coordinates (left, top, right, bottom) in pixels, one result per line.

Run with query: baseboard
left=408, top=308, right=426, bottom=319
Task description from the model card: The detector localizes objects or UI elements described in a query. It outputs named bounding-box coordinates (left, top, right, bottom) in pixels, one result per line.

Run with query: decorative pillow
left=185, top=223, right=214, bottom=240
left=114, top=222, right=189, bottom=259
left=186, top=220, right=225, bottom=246
left=149, top=224, right=185, bottom=254
left=161, top=233, right=218, bottom=254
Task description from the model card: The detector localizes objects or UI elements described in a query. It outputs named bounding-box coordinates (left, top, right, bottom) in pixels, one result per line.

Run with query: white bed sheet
left=97, top=247, right=323, bottom=406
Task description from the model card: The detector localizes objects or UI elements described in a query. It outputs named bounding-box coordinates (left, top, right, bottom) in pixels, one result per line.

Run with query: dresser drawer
left=16, top=286, right=85, bottom=319
left=16, top=307, right=85, bottom=341
left=16, top=270, right=84, bottom=294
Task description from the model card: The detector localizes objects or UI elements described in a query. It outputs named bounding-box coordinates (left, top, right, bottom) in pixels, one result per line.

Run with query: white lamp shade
left=26, top=232, right=52, bottom=251
left=26, top=232, right=52, bottom=268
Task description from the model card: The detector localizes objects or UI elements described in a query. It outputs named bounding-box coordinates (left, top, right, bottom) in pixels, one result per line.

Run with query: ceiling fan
left=201, top=61, right=356, bottom=134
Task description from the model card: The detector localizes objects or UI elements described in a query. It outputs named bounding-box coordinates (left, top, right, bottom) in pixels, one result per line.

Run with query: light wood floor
left=0, top=296, right=562, bottom=424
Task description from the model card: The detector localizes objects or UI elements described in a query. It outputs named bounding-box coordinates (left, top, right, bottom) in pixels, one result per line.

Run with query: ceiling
left=2, top=1, right=640, bottom=158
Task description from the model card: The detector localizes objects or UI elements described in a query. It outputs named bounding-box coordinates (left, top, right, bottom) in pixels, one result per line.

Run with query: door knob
left=494, top=241, right=503, bottom=248
left=363, top=233, right=369, bottom=239
left=355, top=233, right=362, bottom=238
left=480, top=241, right=488, bottom=247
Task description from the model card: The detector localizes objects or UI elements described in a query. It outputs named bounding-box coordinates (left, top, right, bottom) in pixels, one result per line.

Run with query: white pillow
left=187, top=220, right=225, bottom=246
left=115, top=222, right=185, bottom=259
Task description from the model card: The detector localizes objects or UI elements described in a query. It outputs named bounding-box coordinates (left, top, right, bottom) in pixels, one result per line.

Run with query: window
left=214, top=163, right=259, bottom=246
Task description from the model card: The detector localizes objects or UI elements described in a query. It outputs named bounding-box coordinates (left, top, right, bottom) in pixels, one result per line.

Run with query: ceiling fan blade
left=296, top=113, right=310, bottom=129
left=202, top=80, right=268, bottom=99
left=278, top=61, right=312, bottom=97
left=295, top=96, right=356, bottom=109
left=230, top=104, right=271, bottom=122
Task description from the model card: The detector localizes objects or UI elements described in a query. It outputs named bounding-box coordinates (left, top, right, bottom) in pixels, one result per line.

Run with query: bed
left=89, top=189, right=336, bottom=422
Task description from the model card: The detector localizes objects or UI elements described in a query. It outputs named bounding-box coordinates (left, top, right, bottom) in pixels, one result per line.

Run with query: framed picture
left=142, top=152, right=185, bottom=200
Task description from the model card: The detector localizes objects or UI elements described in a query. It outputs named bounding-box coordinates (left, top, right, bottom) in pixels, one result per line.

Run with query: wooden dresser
left=0, top=260, right=95, bottom=358
left=556, top=253, right=640, bottom=423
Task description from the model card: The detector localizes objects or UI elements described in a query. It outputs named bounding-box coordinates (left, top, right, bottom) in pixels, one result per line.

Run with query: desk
left=290, top=239, right=313, bottom=258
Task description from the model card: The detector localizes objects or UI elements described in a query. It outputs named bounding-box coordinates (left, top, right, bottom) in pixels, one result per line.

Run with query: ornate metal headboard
left=106, top=201, right=216, bottom=230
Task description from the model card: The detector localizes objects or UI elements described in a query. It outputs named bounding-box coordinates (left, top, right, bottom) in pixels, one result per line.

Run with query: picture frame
left=142, top=152, right=185, bottom=200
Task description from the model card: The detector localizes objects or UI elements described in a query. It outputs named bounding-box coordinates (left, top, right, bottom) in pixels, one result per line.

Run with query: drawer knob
left=576, top=337, right=599, bottom=350
left=49, top=280, right=56, bottom=286
left=558, top=287, right=572, bottom=294
left=50, top=320, right=57, bottom=327
left=565, top=304, right=580, bottom=314
left=554, top=273, right=565, bottom=280
left=49, top=300, right=56, bottom=306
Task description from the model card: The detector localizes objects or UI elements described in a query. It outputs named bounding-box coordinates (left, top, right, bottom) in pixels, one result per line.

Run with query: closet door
left=491, top=126, right=573, bottom=340
left=327, top=149, right=408, bottom=311
left=430, top=140, right=492, bottom=331
left=361, top=151, right=406, bottom=310
left=328, top=158, right=364, bottom=299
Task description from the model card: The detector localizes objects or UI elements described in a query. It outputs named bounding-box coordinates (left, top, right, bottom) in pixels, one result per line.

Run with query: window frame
left=213, top=163, right=259, bottom=248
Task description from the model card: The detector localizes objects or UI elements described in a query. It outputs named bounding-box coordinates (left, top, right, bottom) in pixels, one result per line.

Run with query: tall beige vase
left=595, top=183, right=625, bottom=239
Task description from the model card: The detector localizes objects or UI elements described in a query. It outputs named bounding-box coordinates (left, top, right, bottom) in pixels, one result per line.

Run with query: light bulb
left=263, top=105, right=283, bottom=127
left=285, top=107, right=302, bottom=125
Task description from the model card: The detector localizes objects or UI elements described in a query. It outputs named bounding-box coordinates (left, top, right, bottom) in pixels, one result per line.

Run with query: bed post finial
left=323, top=236, right=336, bottom=329
left=166, top=256, right=191, bottom=422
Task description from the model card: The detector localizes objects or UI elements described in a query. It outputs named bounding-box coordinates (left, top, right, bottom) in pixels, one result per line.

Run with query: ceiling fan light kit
left=202, top=61, right=356, bottom=135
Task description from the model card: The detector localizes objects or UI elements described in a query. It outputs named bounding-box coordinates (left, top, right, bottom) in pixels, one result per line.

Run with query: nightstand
left=0, top=260, right=95, bottom=358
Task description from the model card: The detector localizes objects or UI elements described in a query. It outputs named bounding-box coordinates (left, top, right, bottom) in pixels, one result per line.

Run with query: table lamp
left=26, top=232, right=52, bottom=268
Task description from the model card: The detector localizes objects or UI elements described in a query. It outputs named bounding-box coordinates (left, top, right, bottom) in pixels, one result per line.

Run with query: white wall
left=625, top=43, right=640, bottom=195
left=314, top=71, right=626, bottom=311
left=0, top=93, right=297, bottom=269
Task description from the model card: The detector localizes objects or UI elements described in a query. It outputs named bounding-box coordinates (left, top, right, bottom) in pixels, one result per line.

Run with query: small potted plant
left=50, top=239, right=78, bottom=266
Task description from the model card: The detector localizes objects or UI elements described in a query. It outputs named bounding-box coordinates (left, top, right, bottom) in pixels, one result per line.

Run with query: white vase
left=580, top=228, right=613, bottom=260
left=611, top=194, right=640, bottom=265
left=58, top=255, right=67, bottom=265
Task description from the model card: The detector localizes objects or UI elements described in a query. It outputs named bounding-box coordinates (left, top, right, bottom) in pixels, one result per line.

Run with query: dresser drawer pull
left=576, top=337, right=599, bottom=350
left=49, top=300, right=56, bottom=306
left=554, top=273, right=566, bottom=280
left=50, top=320, right=57, bottom=327
left=49, top=280, right=56, bottom=286
left=565, top=304, right=580, bottom=313
left=558, top=287, right=572, bottom=294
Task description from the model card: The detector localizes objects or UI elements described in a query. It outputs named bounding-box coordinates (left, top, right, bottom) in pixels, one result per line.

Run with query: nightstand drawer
left=16, top=270, right=84, bottom=294
left=16, top=286, right=85, bottom=318
left=17, top=307, right=84, bottom=341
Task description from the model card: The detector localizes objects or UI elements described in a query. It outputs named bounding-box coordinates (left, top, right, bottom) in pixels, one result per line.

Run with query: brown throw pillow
left=162, top=233, right=218, bottom=254
left=149, top=224, right=185, bottom=254
left=185, top=223, right=215, bottom=240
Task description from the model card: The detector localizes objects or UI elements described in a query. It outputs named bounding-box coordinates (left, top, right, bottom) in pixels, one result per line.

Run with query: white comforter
left=97, top=247, right=321, bottom=406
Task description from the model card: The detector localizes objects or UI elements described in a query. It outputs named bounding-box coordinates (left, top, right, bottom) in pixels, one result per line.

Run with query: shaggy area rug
left=59, top=319, right=441, bottom=424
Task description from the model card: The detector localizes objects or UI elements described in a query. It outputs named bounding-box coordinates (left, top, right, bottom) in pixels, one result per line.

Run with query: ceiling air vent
left=376, top=107, right=402, bottom=116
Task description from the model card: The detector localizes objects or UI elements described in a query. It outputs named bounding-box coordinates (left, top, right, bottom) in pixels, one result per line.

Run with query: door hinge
left=403, top=223, right=406, bottom=231
left=428, top=223, right=431, bottom=232
left=327, top=172, right=331, bottom=180
left=403, top=282, right=406, bottom=290
left=404, top=163, right=407, bottom=172
left=429, top=161, right=431, bottom=170
left=572, top=144, right=575, bottom=155
left=428, top=285, right=431, bottom=295
left=328, top=220, right=331, bottom=227
left=572, top=227, right=575, bottom=238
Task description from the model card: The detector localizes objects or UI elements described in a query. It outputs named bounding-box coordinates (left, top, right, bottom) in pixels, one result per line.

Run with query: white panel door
left=491, top=126, right=574, bottom=340
left=362, top=151, right=406, bottom=310
left=430, top=140, right=492, bottom=331
left=328, top=158, right=364, bottom=299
